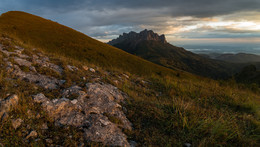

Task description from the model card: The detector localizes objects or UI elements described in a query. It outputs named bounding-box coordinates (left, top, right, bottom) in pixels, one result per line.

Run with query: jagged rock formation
left=108, top=29, right=167, bottom=47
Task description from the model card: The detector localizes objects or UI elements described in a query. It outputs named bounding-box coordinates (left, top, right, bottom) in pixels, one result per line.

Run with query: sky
left=0, top=0, right=260, bottom=54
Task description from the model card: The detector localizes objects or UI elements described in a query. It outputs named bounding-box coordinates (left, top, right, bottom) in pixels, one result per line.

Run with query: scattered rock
left=141, top=80, right=148, bottom=85
left=33, top=93, right=49, bottom=103
left=129, top=140, right=137, bottom=147
left=67, top=65, right=78, bottom=71
left=122, top=74, right=129, bottom=79
left=14, top=45, right=24, bottom=51
left=45, top=138, right=53, bottom=144
left=13, top=57, right=31, bottom=67
left=113, top=80, right=119, bottom=85
left=184, top=143, right=191, bottom=147
left=12, top=118, right=23, bottom=129
left=78, top=142, right=84, bottom=147
left=36, top=113, right=41, bottom=119
left=89, top=68, right=95, bottom=73
left=25, top=130, right=38, bottom=139
left=82, top=65, right=89, bottom=71
left=12, top=65, right=65, bottom=89
left=0, top=94, right=19, bottom=121
left=62, top=85, right=87, bottom=99
left=41, top=123, right=48, bottom=130
left=71, top=99, right=78, bottom=104
left=84, top=114, right=130, bottom=146
left=27, top=109, right=35, bottom=119
left=32, top=55, right=63, bottom=74
left=18, top=54, right=30, bottom=59
left=29, top=66, right=37, bottom=72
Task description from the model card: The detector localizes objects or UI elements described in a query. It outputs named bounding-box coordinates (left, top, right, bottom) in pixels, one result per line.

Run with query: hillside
left=0, top=11, right=177, bottom=77
left=235, top=65, right=260, bottom=86
left=202, top=53, right=260, bottom=63
left=0, top=11, right=259, bottom=146
left=108, top=30, right=242, bottom=79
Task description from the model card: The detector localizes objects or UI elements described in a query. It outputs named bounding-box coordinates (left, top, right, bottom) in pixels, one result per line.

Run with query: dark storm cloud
left=0, top=0, right=259, bottom=42
left=74, top=0, right=260, bottom=17
left=2, top=0, right=260, bottom=17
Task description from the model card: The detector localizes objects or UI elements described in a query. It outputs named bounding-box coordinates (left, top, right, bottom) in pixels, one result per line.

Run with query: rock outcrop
left=0, top=38, right=134, bottom=146
left=33, top=83, right=132, bottom=146
left=0, top=95, right=19, bottom=121
left=0, top=46, right=65, bottom=90
left=108, top=29, right=167, bottom=46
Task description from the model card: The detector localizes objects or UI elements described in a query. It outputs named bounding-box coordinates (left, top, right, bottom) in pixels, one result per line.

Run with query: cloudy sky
left=0, top=0, right=260, bottom=53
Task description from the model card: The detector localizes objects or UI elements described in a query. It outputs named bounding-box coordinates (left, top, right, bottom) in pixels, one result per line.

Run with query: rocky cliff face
left=108, top=29, right=167, bottom=46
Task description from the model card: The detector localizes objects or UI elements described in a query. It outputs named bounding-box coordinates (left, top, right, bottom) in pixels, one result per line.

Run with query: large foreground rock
left=33, top=83, right=132, bottom=146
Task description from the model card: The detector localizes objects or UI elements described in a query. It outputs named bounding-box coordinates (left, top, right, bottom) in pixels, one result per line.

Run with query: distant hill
left=214, top=53, right=260, bottom=63
left=108, top=30, right=241, bottom=79
left=235, top=64, right=260, bottom=86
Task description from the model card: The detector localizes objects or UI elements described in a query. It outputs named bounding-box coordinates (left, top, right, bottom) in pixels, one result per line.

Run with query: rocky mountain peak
left=108, top=29, right=167, bottom=45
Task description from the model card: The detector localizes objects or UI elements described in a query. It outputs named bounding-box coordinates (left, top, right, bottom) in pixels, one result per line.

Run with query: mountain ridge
left=108, top=30, right=243, bottom=79
left=108, top=29, right=167, bottom=46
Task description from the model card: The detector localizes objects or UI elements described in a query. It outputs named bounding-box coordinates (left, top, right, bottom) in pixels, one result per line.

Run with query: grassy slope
left=0, top=11, right=178, bottom=77
left=0, top=11, right=259, bottom=146
left=113, top=40, right=241, bottom=79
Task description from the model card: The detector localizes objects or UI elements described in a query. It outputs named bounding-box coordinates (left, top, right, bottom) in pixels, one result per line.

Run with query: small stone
left=184, top=143, right=191, bottom=147
left=100, top=118, right=110, bottom=126
left=41, top=123, right=48, bottom=130
left=122, top=74, right=129, bottom=79
left=27, top=109, right=35, bottom=118
left=29, top=66, right=37, bottom=72
left=89, top=68, right=95, bottom=73
left=36, top=113, right=41, bottom=119
left=52, top=99, right=59, bottom=103
left=13, top=57, right=32, bottom=67
left=129, top=140, right=137, bottom=147
left=82, top=65, right=89, bottom=71
left=113, top=80, right=119, bottom=85
left=71, top=99, right=78, bottom=104
left=78, top=142, right=84, bottom=147
left=12, top=118, right=23, bottom=129
left=25, top=130, right=38, bottom=139
left=141, top=80, right=148, bottom=85
left=45, top=138, right=53, bottom=144
left=33, top=93, right=48, bottom=103
left=34, top=138, right=41, bottom=142
left=67, top=65, right=78, bottom=71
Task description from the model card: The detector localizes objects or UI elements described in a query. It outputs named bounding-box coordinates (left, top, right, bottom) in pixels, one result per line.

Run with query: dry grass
left=0, top=11, right=259, bottom=146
